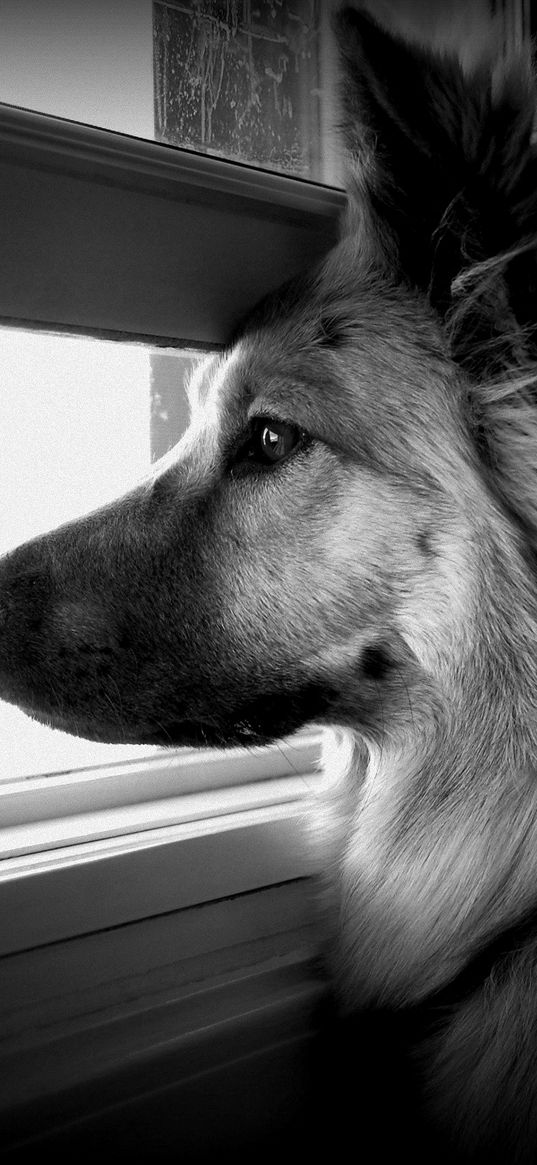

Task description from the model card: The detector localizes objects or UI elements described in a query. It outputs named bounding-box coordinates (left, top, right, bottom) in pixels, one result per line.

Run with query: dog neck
left=316, top=516, right=537, bottom=1010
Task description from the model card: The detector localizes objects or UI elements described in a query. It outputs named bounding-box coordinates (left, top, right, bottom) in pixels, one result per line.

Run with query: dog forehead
left=189, top=344, right=253, bottom=421
left=188, top=275, right=456, bottom=466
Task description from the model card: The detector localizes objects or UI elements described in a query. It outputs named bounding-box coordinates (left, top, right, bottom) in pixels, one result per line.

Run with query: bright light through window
left=0, top=328, right=201, bottom=780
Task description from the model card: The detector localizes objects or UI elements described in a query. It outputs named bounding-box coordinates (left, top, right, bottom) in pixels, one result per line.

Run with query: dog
left=2, top=7, right=537, bottom=1161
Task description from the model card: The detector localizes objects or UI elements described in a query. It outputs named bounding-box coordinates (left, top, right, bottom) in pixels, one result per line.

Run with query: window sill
left=1, top=771, right=321, bottom=860
left=0, top=772, right=321, bottom=955
left=1, top=730, right=322, bottom=832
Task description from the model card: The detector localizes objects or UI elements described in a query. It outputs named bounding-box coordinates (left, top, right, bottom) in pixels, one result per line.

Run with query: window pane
left=154, top=0, right=338, bottom=181
left=0, top=328, right=205, bottom=779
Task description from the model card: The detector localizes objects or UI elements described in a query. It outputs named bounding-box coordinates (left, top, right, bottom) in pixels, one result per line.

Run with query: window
left=0, top=0, right=343, bottom=905
left=7, top=1, right=529, bottom=1152
left=0, top=0, right=341, bottom=184
left=0, top=322, right=327, bottom=865
left=0, top=7, right=341, bottom=1147
left=154, top=0, right=339, bottom=182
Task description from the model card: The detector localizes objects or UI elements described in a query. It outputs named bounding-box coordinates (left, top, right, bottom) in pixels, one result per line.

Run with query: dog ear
left=334, top=7, right=537, bottom=350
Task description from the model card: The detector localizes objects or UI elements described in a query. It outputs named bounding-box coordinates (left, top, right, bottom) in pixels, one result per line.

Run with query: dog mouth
left=138, top=715, right=290, bottom=749
left=139, top=686, right=334, bottom=749
left=20, top=701, right=283, bottom=750
left=21, top=683, right=333, bottom=750
left=139, top=719, right=238, bottom=748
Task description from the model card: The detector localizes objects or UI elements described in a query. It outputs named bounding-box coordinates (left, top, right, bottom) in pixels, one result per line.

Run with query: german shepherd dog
left=2, top=7, right=537, bottom=1162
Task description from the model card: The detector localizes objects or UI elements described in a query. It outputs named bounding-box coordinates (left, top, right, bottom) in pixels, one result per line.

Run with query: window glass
left=154, top=0, right=338, bottom=181
left=0, top=0, right=340, bottom=184
left=0, top=328, right=204, bottom=780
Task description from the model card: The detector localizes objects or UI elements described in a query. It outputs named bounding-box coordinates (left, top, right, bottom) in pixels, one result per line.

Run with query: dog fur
left=2, top=8, right=537, bottom=1161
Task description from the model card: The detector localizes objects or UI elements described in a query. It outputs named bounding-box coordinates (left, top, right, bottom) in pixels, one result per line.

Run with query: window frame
left=0, top=728, right=324, bottom=956
left=0, top=105, right=340, bottom=1147
left=0, top=23, right=347, bottom=1153
left=0, top=103, right=341, bottom=945
left=0, top=102, right=344, bottom=346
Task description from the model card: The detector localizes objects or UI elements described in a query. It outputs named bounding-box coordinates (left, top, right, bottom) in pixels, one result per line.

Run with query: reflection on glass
left=0, top=329, right=205, bottom=779
left=154, top=0, right=334, bottom=180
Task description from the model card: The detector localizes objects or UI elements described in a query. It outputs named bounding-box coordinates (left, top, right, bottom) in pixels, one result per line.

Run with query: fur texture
left=1, top=8, right=537, bottom=1161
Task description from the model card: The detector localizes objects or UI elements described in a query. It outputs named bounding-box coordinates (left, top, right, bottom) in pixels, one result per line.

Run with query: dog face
left=0, top=249, right=475, bottom=750
left=0, top=9, right=535, bottom=759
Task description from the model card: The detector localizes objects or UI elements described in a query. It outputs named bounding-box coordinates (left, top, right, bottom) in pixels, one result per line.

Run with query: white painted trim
left=0, top=790, right=319, bottom=955
left=0, top=103, right=346, bottom=217
left=0, top=730, right=322, bottom=830
left=0, top=106, right=342, bottom=343
left=0, top=773, right=323, bottom=860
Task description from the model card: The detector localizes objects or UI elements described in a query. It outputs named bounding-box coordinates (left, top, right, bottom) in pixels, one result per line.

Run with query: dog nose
left=0, top=544, right=117, bottom=651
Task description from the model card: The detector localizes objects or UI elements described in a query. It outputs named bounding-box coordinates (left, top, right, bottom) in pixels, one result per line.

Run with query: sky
left=0, top=330, right=161, bottom=779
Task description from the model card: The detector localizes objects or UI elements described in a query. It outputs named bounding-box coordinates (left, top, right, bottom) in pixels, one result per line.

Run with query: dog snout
left=48, top=600, right=122, bottom=653
left=0, top=542, right=123, bottom=659
left=0, top=533, right=136, bottom=732
left=0, top=553, right=52, bottom=636
left=0, top=546, right=55, bottom=706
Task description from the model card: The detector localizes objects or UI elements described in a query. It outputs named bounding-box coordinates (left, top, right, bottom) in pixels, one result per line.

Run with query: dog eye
left=245, top=418, right=303, bottom=466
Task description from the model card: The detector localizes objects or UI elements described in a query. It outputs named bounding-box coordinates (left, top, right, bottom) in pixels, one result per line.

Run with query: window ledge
left=1, top=730, right=323, bottom=828
left=0, top=772, right=321, bottom=860
left=0, top=774, right=321, bottom=956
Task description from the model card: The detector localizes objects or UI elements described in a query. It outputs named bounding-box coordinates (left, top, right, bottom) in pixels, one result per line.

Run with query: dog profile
left=2, top=7, right=537, bottom=1161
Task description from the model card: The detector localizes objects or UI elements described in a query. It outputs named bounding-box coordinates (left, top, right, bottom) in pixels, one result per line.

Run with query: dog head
left=1, top=10, right=536, bottom=751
